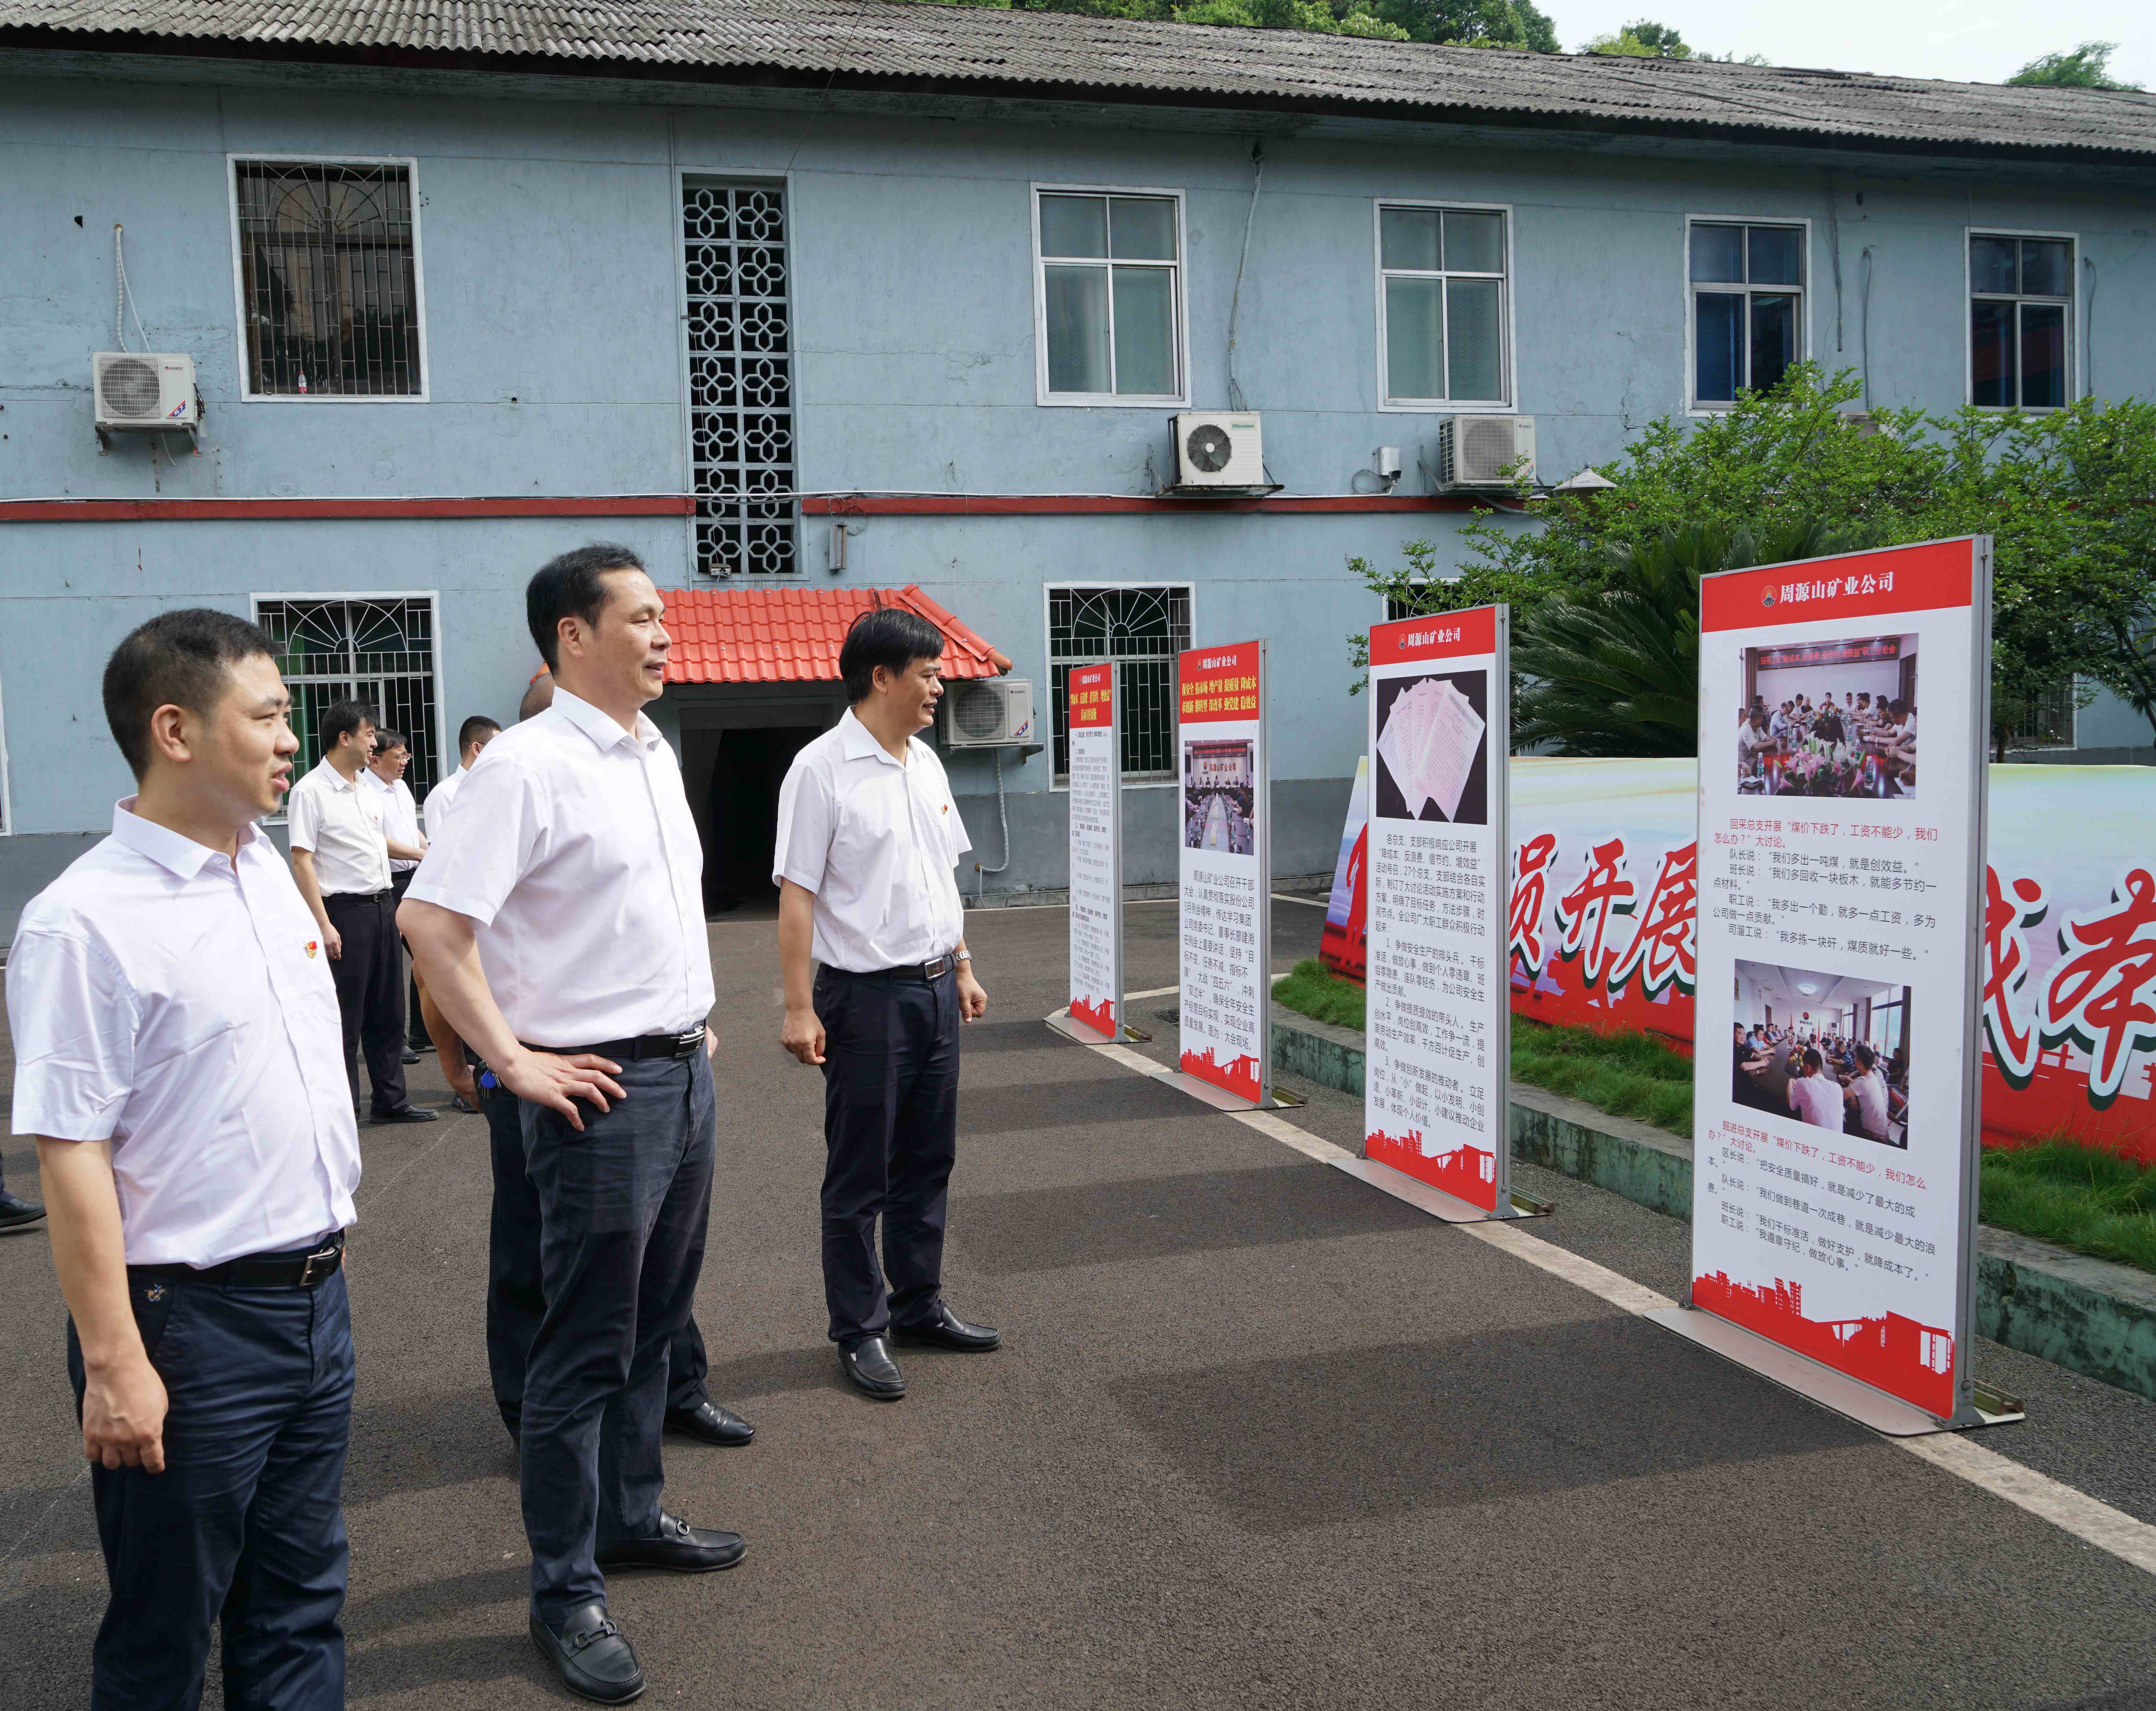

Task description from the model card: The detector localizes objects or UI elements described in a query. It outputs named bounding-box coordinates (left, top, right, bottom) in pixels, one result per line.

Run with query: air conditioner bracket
left=97, top=422, right=201, bottom=457
left=1155, top=482, right=1284, bottom=500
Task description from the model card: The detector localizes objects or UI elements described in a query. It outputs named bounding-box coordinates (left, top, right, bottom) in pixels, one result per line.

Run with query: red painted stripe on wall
left=802, top=494, right=1491, bottom=516
left=0, top=496, right=696, bottom=522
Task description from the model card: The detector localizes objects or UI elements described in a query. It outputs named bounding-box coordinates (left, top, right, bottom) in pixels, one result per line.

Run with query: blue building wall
left=3, top=58, right=2152, bottom=921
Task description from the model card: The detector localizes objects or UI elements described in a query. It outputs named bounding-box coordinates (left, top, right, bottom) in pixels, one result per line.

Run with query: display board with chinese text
left=1065, top=662, right=1123, bottom=1044
left=1693, top=538, right=1989, bottom=1421
left=1363, top=607, right=1511, bottom=1212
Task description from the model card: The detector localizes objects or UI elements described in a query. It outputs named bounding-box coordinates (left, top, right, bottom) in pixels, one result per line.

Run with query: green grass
left=1978, top=1139, right=2156, bottom=1273
left=1273, top=957, right=1367, bottom=1030
left=1508, top=1020, right=1696, bottom=1139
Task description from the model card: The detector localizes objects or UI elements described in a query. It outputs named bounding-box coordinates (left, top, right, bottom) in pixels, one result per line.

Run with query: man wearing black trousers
left=774, top=607, right=1001, bottom=1402
left=360, top=727, right=431, bottom=1057
left=288, top=700, right=435, bottom=1126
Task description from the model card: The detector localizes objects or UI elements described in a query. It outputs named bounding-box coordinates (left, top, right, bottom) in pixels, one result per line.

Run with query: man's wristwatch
left=954, top=951, right=973, bottom=964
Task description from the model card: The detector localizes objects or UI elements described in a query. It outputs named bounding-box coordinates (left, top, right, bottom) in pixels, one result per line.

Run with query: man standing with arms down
left=423, top=713, right=501, bottom=835
left=775, top=607, right=1000, bottom=1403
left=10, top=610, right=360, bottom=1708
left=402, top=545, right=740, bottom=1705
left=360, top=726, right=430, bottom=1058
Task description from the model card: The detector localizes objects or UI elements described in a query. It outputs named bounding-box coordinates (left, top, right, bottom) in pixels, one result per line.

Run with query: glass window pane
left=1446, top=277, right=1504, bottom=400
left=1111, top=266, right=1177, bottom=396
left=1109, top=197, right=1176, bottom=261
left=1380, top=207, right=1441, bottom=272
left=1748, top=225, right=1802, bottom=287
left=1695, top=291, right=1742, bottom=401
left=1039, top=194, right=1107, bottom=259
left=1384, top=275, right=1445, bottom=400
left=1969, top=235, right=2016, bottom=295
left=1044, top=264, right=1111, bottom=393
left=2020, top=302, right=2067, bottom=407
left=1691, top=224, right=1744, bottom=283
left=2021, top=238, right=2072, bottom=297
left=1970, top=298, right=2013, bottom=407
left=1749, top=294, right=1798, bottom=393
left=1443, top=210, right=1505, bottom=274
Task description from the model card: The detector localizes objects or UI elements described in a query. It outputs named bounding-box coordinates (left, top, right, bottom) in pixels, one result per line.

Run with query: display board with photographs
left=1735, top=633, right=1919, bottom=801
left=1374, top=667, right=1489, bottom=826
left=1731, top=961, right=1911, bottom=1149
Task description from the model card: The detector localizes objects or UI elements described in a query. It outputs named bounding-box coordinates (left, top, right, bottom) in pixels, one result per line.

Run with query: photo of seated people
left=1731, top=960, right=1911, bottom=1149
left=1736, top=634, right=1917, bottom=800
left=1183, top=738, right=1256, bottom=856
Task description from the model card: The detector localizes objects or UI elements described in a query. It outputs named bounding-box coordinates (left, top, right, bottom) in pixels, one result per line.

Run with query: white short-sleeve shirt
left=772, top=710, right=971, bottom=973
left=7, top=803, right=361, bottom=1267
left=286, top=758, right=391, bottom=895
left=405, top=688, right=714, bottom=1047
left=1787, top=1073, right=1844, bottom=1131
left=422, top=766, right=466, bottom=836
left=362, top=766, right=423, bottom=874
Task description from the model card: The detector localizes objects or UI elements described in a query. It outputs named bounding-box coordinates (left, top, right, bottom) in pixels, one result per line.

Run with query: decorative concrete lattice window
left=1689, top=221, right=1804, bottom=408
left=683, top=181, right=796, bottom=576
left=233, top=160, right=424, bottom=397
left=1970, top=233, right=2074, bottom=410
left=1048, top=585, right=1191, bottom=783
left=255, top=597, right=440, bottom=796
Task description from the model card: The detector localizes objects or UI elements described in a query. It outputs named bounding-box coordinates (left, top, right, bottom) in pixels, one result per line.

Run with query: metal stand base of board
left=1645, top=1306, right=2026, bottom=1437
left=1329, top=1156, right=1556, bottom=1224
left=1046, top=1013, right=1154, bottom=1047
left=1164, top=1072, right=1303, bottom=1114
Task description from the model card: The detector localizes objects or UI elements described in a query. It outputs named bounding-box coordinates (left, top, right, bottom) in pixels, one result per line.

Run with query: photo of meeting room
left=1732, top=960, right=1911, bottom=1148
left=1735, top=633, right=1918, bottom=800
left=1183, top=738, right=1255, bottom=856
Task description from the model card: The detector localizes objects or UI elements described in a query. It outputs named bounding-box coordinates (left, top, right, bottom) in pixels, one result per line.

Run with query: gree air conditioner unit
left=1435, top=415, right=1535, bottom=491
left=939, top=678, right=1035, bottom=749
left=94, top=352, right=197, bottom=432
left=1171, top=411, right=1266, bottom=489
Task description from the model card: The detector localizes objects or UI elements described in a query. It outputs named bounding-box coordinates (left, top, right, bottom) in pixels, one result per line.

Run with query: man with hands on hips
left=775, top=607, right=999, bottom=1404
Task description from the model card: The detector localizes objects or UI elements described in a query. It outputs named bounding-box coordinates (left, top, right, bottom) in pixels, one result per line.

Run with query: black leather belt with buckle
left=523, top=1027, right=707, bottom=1062
left=132, top=1231, right=347, bottom=1290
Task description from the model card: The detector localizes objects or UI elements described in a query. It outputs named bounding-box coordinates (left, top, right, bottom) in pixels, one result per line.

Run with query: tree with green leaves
left=1584, top=19, right=1690, bottom=58
left=2007, top=41, right=2143, bottom=91
left=981, top=0, right=1560, bottom=50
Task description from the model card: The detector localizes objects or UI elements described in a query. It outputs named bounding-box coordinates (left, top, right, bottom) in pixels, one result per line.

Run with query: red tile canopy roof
left=662, top=584, right=1010, bottom=686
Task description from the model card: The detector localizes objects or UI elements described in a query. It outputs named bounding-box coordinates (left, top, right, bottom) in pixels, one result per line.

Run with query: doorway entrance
left=673, top=685, right=845, bottom=918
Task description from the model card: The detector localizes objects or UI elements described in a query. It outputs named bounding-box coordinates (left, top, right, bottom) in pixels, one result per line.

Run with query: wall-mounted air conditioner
left=940, top=678, right=1035, bottom=749
left=1435, top=415, right=1535, bottom=491
left=94, top=352, right=197, bottom=433
left=1171, top=411, right=1267, bottom=490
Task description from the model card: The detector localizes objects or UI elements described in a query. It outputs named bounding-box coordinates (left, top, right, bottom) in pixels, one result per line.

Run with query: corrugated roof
left=4, top=0, right=2153, bottom=163
left=662, top=582, right=1008, bottom=686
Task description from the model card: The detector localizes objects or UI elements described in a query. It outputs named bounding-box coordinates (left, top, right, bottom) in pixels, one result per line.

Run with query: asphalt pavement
left=2, top=896, right=2153, bottom=1709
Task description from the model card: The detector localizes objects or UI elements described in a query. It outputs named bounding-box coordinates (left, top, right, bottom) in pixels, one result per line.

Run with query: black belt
left=324, top=888, right=391, bottom=903
left=826, top=955, right=955, bottom=983
left=132, top=1231, right=345, bottom=1290
left=519, top=1026, right=706, bottom=1062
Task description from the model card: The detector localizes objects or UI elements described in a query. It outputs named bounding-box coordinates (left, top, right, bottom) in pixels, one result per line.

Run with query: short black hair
left=321, top=699, right=378, bottom=752
left=1855, top=1043, right=1876, bottom=1071
left=1802, top=1047, right=1823, bottom=1072
left=372, top=728, right=409, bottom=755
left=101, top=608, right=278, bottom=781
left=519, top=674, right=555, bottom=723
left=527, top=544, right=644, bottom=671
left=458, top=714, right=502, bottom=752
left=838, top=607, right=946, bottom=704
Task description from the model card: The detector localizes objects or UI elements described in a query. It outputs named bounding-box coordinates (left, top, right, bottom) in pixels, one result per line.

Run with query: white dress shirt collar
left=108, top=798, right=261, bottom=880
left=838, top=708, right=908, bottom=768
left=553, top=685, right=661, bottom=754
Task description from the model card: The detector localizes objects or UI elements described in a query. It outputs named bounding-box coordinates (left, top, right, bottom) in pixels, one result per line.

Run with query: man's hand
left=497, top=1048, right=626, bottom=1133
left=445, top=1056, right=478, bottom=1103
left=781, top=1006, right=826, bottom=1066
left=322, top=923, right=343, bottom=961
left=956, top=969, right=988, bottom=1022
left=704, top=1025, right=718, bottom=1061
left=81, top=1348, right=168, bottom=1473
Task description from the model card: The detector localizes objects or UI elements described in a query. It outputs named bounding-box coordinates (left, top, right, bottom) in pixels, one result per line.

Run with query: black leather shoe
left=370, top=1104, right=438, bottom=1124
left=892, top=1305, right=1001, bottom=1352
left=594, top=1511, right=745, bottom=1573
left=666, top=1400, right=755, bottom=1446
left=840, top=1335, right=906, bottom=1400
left=0, top=1190, right=46, bottom=1231
left=531, top=1602, right=643, bottom=1704
left=400, top=1047, right=421, bottom=1064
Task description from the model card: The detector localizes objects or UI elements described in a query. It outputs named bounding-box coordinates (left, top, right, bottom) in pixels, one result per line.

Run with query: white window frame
left=1031, top=184, right=1190, bottom=409
left=228, top=154, right=432, bottom=405
left=1683, top=214, right=1812, bottom=416
left=1964, top=225, right=2079, bottom=412
left=1373, top=198, right=1517, bottom=413
left=0, top=668, right=14, bottom=838
left=1044, top=579, right=1195, bottom=789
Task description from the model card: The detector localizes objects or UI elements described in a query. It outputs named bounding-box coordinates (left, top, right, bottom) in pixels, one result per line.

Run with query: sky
left=1535, top=0, right=2154, bottom=90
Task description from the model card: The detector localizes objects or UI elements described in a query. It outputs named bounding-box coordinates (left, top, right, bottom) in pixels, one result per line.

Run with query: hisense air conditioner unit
left=1435, top=414, right=1536, bottom=491
left=940, top=678, right=1035, bottom=749
left=94, top=352, right=197, bottom=432
left=1171, top=411, right=1266, bottom=489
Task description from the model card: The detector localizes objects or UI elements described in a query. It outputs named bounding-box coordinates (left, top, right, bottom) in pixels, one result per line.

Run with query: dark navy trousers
left=816, top=964, right=961, bottom=1345
left=67, top=1269, right=354, bottom=1711
left=517, top=1051, right=715, bottom=1621
left=480, top=1073, right=711, bottom=1433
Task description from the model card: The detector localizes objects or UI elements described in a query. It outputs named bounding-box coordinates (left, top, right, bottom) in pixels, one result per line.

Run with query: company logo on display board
left=1761, top=588, right=1777, bottom=607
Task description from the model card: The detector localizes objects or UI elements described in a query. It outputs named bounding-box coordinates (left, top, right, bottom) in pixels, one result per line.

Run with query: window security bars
left=1037, top=192, right=1183, bottom=400
left=1378, top=205, right=1508, bottom=406
left=1691, top=222, right=1803, bottom=407
left=1048, top=586, right=1192, bottom=781
left=1971, top=234, right=2073, bottom=410
left=235, top=162, right=422, bottom=397
left=255, top=598, right=439, bottom=797
left=684, top=182, right=796, bottom=576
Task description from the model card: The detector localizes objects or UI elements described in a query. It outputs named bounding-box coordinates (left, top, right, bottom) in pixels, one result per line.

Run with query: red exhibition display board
left=1175, top=641, right=1270, bottom=1108
left=1688, top=537, right=1990, bottom=1426
left=1062, top=662, right=1123, bottom=1044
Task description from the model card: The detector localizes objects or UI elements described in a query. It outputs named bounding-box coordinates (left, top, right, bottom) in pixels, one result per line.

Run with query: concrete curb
left=1271, top=1009, right=2156, bottom=1405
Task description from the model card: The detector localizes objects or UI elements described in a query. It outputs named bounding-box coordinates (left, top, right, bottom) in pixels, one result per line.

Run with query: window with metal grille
left=234, top=161, right=423, bottom=398
left=1970, top=233, right=2075, bottom=410
left=1689, top=220, right=1804, bottom=408
left=1048, top=585, right=1191, bottom=783
left=254, top=598, right=441, bottom=799
left=683, top=181, right=796, bottom=576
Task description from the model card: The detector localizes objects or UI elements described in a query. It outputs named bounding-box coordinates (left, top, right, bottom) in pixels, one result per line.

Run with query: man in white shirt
left=362, top=726, right=431, bottom=1055
left=775, top=607, right=997, bottom=1405
left=423, top=713, right=501, bottom=836
left=288, top=700, right=433, bottom=1124
left=9, top=608, right=361, bottom=1709
left=1847, top=1043, right=1895, bottom=1144
left=1787, top=1047, right=1846, bottom=1131
left=402, top=545, right=737, bottom=1705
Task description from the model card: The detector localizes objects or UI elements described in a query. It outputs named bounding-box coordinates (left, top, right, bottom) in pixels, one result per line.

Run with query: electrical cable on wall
left=1225, top=140, right=1265, bottom=413
left=975, top=750, right=1012, bottom=902
left=113, top=225, right=149, bottom=354
left=1859, top=245, right=1874, bottom=409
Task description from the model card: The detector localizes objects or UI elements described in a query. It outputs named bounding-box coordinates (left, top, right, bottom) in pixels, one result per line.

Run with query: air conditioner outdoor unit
left=940, top=677, right=1035, bottom=749
left=93, top=352, right=197, bottom=432
left=1171, top=411, right=1266, bottom=489
left=1435, top=415, right=1535, bottom=491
